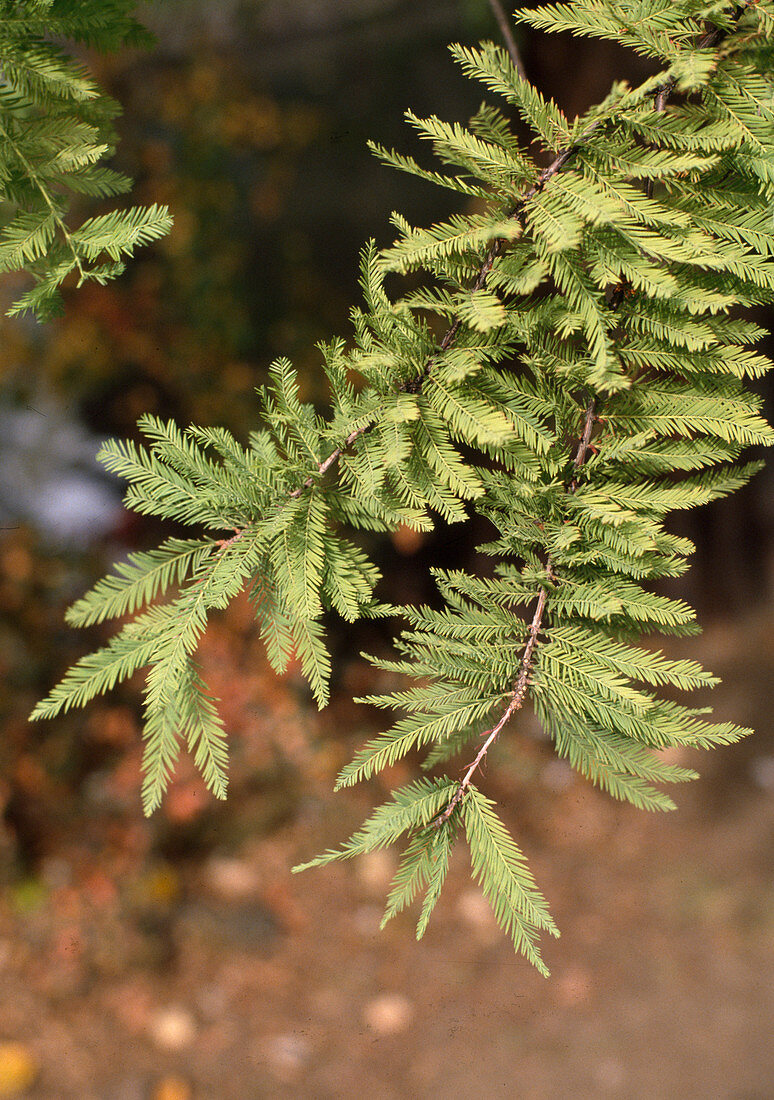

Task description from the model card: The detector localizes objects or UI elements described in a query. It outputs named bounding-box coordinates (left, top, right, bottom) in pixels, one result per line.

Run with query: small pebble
left=750, top=754, right=774, bottom=791
left=351, top=905, right=383, bottom=936
left=148, top=1006, right=197, bottom=1051
left=593, top=1057, right=626, bottom=1091
left=456, top=888, right=494, bottom=927
left=541, top=758, right=574, bottom=792
left=363, top=993, right=414, bottom=1035
left=195, top=983, right=229, bottom=1020
left=554, top=965, right=593, bottom=1008
left=205, top=857, right=259, bottom=899
left=455, top=889, right=499, bottom=944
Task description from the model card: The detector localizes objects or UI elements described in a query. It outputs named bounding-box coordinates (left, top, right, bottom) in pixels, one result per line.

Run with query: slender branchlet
left=431, top=573, right=553, bottom=828
left=488, top=0, right=529, bottom=79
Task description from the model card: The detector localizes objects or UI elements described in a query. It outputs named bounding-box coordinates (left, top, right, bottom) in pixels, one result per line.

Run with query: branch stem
left=488, top=0, right=527, bottom=79
left=428, top=12, right=745, bottom=823
left=432, top=574, right=552, bottom=827
left=569, top=397, right=597, bottom=491
left=432, top=388, right=601, bottom=824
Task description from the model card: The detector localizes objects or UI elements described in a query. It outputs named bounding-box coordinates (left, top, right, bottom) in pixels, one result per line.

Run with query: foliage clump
left=0, top=0, right=171, bottom=318
left=19, top=0, right=774, bottom=972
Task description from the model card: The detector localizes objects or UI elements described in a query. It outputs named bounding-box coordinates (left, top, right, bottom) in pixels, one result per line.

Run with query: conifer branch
left=0, top=116, right=86, bottom=281
left=289, top=426, right=366, bottom=498
left=283, top=31, right=713, bottom=511
left=427, top=0, right=744, bottom=832
left=27, top=0, right=774, bottom=965
left=222, top=132, right=595, bottom=535
left=431, top=387, right=599, bottom=827
left=487, top=0, right=528, bottom=80
left=0, top=3, right=171, bottom=319
left=435, top=4, right=737, bottom=827
left=266, top=129, right=605, bottom=508
left=431, top=573, right=552, bottom=827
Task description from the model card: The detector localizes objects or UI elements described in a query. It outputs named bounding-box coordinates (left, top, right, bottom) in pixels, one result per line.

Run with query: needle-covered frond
left=30, top=0, right=774, bottom=970
left=0, top=1, right=171, bottom=318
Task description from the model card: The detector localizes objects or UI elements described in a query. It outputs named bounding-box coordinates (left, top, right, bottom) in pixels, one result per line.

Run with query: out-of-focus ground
left=1, top=2, right=773, bottom=1097
left=0, top=598, right=773, bottom=1099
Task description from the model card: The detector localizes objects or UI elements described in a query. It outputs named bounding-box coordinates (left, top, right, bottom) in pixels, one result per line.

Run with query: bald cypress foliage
left=0, top=1, right=171, bottom=318
left=30, top=1, right=774, bottom=971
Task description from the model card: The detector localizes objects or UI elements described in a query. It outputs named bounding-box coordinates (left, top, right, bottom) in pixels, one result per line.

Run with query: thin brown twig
left=289, top=425, right=364, bottom=499
left=569, top=397, right=597, bottom=490
left=488, top=0, right=528, bottom=79
left=432, top=574, right=552, bottom=827
left=646, top=19, right=729, bottom=193
left=646, top=84, right=672, bottom=200
left=430, top=387, right=601, bottom=827
left=215, top=529, right=243, bottom=550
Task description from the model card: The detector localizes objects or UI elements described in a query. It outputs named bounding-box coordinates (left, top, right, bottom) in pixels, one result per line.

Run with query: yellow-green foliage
left=24, top=0, right=774, bottom=971
left=0, top=0, right=171, bottom=318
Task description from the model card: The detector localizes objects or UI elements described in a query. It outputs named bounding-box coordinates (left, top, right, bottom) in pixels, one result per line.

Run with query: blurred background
left=0, top=2, right=773, bottom=1096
